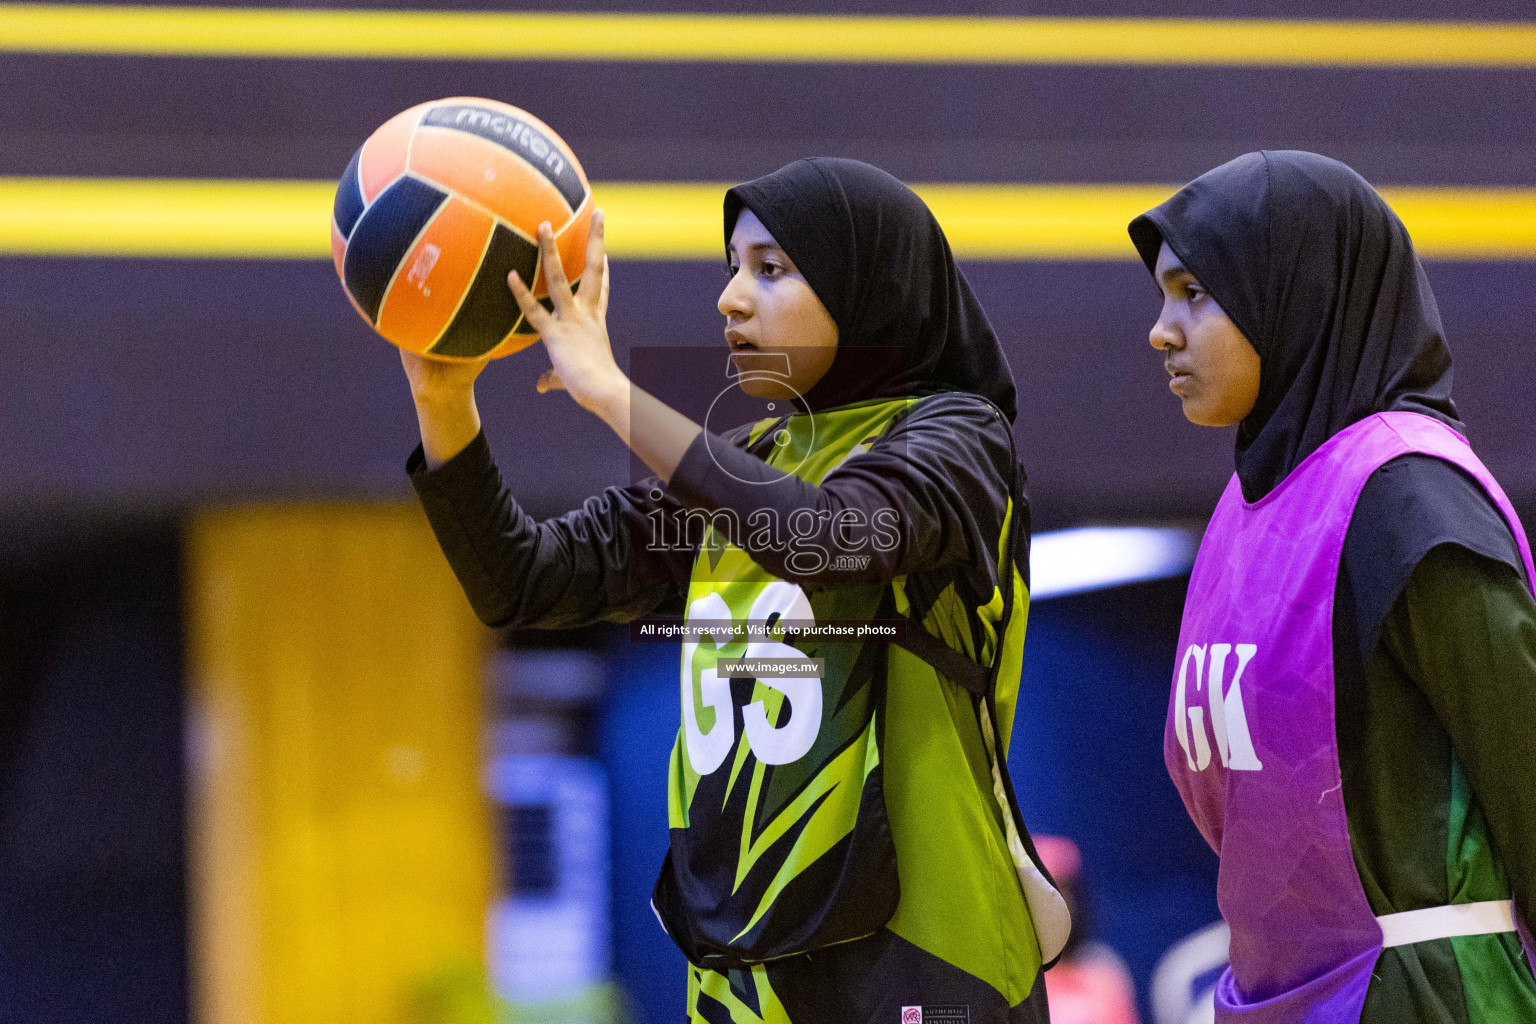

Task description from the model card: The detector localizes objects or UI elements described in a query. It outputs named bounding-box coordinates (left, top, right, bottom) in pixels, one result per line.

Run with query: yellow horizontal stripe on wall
left=0, top=178, right=332, bottom=259
left=1376, top=188, right=1536, bottom=259
left=1, top=5, right=1535, bottom=66
left=3, top=177, right=1535, bottom=261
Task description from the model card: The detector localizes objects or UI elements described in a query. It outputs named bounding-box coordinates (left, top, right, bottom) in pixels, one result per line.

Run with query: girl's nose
left=1149, top=306, right=1181, bottom=351
left=718, top=274, right=751, bottom=318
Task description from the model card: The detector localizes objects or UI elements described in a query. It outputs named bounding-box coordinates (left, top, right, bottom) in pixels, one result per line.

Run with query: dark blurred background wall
left=0, top=513, right=187, bottom=1024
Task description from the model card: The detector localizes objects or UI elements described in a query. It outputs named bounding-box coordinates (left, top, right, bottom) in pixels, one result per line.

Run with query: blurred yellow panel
left=0, top=177, right=332, bottom=258
left=918, top=184, right=1179, bottom=259
left=595, top=182, right=729, bottom=259
left=1378, top=187, right=1536, bottom=260
left=0, top=5, right=1533, bottom=66
left=186, top=504, right=496, bottom=1024
left=3, top=177, right=1536, bottom=260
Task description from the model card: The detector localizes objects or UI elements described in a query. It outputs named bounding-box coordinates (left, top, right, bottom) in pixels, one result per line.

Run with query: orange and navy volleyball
left=331, top=98, right=592, bottom=360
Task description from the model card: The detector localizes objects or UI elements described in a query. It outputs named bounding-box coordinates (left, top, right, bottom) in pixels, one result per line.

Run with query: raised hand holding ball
left=509, top=210, right=620, bottom=415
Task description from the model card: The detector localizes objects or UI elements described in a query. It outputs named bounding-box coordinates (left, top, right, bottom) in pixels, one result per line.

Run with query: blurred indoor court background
left=1, top=3, right=1534, bottom=1022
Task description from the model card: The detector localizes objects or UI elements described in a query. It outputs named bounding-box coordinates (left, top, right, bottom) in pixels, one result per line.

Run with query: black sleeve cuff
left=407, top=430, right=494, bottom=499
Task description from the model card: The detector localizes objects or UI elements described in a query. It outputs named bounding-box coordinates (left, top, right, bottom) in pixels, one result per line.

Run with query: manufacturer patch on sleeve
left=900, top=1007, right=969, bottom=1024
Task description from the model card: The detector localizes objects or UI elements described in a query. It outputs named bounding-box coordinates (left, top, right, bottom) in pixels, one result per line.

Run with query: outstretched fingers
left=535, top=221, right=576, bottom=317
left=506, top=268, right=554, bottom=336
left=577, top=209, right=606, bottom=317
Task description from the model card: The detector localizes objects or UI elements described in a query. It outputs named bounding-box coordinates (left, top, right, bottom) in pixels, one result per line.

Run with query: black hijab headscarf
left=1129, top=150, right=1522, bottom=659
left=724, top=157, right=1018, bottom=423
left=1128, top=149, right=1460, bottom=503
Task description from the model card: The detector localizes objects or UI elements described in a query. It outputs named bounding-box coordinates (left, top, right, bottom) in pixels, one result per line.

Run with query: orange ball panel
left=555, top=201, right=594, bottom=289
left=375, top=198, right=496, bottom=355
left=409, top=127, right=573, bottom=235
left=359, top=104, right=423, bottom=203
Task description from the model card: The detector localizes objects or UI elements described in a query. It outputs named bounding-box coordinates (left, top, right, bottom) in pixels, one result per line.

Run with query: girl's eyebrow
left=726, top=242, right=778, bottom=261
left=1160, top=264, right=1194, bottom=286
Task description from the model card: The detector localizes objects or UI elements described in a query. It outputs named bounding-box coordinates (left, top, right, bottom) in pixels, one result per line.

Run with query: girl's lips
left=1169, top=372, right=1192, bottom=395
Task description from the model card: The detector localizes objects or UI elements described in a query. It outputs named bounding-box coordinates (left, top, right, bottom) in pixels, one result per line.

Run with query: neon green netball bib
left=652, top=396, right=919, bottom=968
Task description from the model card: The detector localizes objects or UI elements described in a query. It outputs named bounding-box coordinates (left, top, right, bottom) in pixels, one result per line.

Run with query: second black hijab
left=1129, top=149, right=1461, bottom=503
left=1130, top=150, right=1521, bottom=656
left=724, top=157, right=1019, bottom=424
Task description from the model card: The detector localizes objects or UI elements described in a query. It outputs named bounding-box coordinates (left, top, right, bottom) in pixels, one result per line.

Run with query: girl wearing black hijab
left=1129, top=150, right=1536, bottom=1022
left=402, top=158, right=1068, bottom=1022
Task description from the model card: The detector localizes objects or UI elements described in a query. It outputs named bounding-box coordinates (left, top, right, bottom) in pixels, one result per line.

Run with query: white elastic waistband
left=1377, top=900, right=1517, bottom=948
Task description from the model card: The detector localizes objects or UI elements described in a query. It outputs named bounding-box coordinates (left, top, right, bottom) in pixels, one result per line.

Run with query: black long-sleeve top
left=407, top=392, right=1018, bottom=633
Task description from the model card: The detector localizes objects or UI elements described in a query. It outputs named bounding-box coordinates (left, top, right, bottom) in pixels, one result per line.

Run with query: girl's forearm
left=413, top=387, right=483, bottom=470
left=592, top=376, right=702, bottom=484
